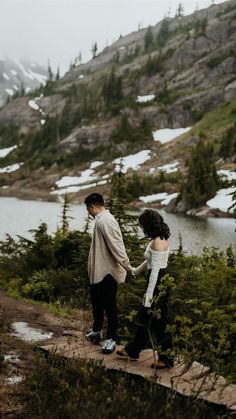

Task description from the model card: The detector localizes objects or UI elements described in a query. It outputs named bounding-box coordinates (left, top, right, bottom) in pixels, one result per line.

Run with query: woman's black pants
left=90, top=274, right=117, bottom=341
left=125, top=269, right=173, bottom=366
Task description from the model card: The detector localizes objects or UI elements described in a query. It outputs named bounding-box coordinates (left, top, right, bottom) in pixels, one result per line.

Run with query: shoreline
left=0, top=188, right=234, bottom=219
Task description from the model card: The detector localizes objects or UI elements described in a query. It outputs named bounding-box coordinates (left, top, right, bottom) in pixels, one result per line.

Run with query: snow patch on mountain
left=207, top=187, right=235, bottom=213
left=113, top=150, right=151, bottom=173
left=152, top=127, right=191, bottom=144
left=0, top=145, right=17, bottom=158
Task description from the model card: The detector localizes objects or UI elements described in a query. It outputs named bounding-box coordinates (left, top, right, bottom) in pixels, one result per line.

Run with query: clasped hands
left=130, top=267, right=152, bottom=308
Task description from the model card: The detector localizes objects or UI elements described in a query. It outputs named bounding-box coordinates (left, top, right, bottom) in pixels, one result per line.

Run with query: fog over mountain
left=0, top=0, right=228, bottom=75
left=0, top=56, right=47, bottom=106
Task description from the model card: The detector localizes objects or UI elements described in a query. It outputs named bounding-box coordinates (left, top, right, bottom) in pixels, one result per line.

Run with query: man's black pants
left=90, top=274, right=117, bottom=341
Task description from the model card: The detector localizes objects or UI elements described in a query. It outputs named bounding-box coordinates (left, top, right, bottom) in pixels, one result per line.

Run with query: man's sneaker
left=85, top=329, right=102, bottom=343
left=116, top=347, right=139, bottom=360
left=102, top=339, right=116, bottom=354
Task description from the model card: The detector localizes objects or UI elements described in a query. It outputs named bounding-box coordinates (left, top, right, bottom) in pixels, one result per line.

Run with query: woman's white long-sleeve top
left=134, top=243, right=170, bottom=307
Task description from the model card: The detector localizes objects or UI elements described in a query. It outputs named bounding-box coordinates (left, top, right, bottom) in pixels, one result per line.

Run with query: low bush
left=24, top=354, right=230, bottom=418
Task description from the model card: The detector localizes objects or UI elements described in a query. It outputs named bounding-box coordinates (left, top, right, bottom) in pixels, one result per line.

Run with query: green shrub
left=21, top=270, right=54, bottom=302
left=0, top=222, right=91, bottom=307
left=24, top=354, right=230, bottom=418
left=0, top=195, right=235, bottom=383
left=168, top=247, right=236, bottom=381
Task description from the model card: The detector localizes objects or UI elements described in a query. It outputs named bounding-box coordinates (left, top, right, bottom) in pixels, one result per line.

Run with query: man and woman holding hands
left=84, top=192, right=173, bottom=370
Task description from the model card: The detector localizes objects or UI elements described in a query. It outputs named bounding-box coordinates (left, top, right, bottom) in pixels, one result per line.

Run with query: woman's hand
left=131, top=267, right=137, bottom=277
left=143, top=293, right=152, bottom=307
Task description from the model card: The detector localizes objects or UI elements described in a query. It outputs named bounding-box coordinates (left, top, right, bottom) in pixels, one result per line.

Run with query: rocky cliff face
left=1, top=1, right=235, bottom=132
left=0, top=0, right=235, bottom=208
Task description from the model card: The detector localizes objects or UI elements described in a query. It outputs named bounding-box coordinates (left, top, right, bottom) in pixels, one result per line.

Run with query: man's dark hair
left=84, top=193, right=104, bottom=207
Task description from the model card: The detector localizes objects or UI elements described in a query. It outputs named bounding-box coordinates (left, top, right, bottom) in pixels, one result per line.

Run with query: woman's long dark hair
left=139, top=209, right=170, bottom=240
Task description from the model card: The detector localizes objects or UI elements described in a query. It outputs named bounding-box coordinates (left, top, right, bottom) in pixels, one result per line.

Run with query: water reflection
left=0, top=197, right=235, bottom=254
left=157, top=209, right=235, bottom=254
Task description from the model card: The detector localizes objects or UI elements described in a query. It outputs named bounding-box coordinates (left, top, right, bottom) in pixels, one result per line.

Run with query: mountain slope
left=0, top=55, right=47, bottom=106
left=0, top=0, right=235, bottom=211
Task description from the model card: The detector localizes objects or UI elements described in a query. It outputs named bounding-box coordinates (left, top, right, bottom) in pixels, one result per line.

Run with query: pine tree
left=219, top=122, right=236, bottom=159
left=182, top=140, right=219, bottom=207
left=157, top=18, right=170, bottom=47
left=56, top=67, right=60, bottom=80
left=47, top=63, right=54, bottom=83
left=60, top=194, right=72, bottom=236
left=107, top=161, right=130, bottom=229
left=226, top=245, right=235, bottom=267
left=20, top=82, right=25, bottom=96
left=144, top=26, right=154, bottom=51
left=106, top=163, right=143, bottom=279
left=175, top=3, right=184, bottom=18
left=102, top=67, right=122, bottom=107
left=91, top=42, right=98, bottom=58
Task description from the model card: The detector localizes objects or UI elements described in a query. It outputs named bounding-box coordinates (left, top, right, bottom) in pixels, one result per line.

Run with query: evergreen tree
left=219, top=122, right=236, bottom=159
left=56, top=67, right=60, bottom=80
left=144, top=26, right=154, bottom=51
left=106, top=163, right=143, bottom=285
left=175, top=3, right=184, bottom=18
left=107, top=161, right=130, bottom=228
left=102, top=67, right=123, bottom=107
left=20, top=82, right=25, bottom=96
left=91, top=42, right=98, bottom=58
left=144, top=54, right=162, bottom=75
left=157, top=18, right=170, bottom=47
left=112, top=114, right=132, bottom=143
left=113, top=51, right=120, bottom=64
left=44, top=62, right=54, bottom=95
left=226, top=245, right=235, bottom=267
left=47, top=63, right=54, bottom=83
left=182, top=140, right=219, bottom=207
left=111, top=114, right=152, bottom=145
left=60, top=194, right=72, bottom=236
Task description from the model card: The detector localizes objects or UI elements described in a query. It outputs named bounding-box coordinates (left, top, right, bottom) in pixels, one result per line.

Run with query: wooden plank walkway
left=40, top=331, right=236, bottom=411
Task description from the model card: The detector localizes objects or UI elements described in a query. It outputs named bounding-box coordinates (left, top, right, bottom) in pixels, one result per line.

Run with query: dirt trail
left=0, top=290, right=86, bottom=333
left=0, top=290, right=88, bottom=417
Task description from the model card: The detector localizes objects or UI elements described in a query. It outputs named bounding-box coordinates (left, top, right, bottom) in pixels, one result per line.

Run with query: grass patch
left=191, top=98, right=236, bottom=139
left=6, top=289, right=71, bottom=317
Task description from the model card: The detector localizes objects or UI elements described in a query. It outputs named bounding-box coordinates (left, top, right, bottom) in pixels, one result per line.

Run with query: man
left=84, top=192, right=132, bottom=354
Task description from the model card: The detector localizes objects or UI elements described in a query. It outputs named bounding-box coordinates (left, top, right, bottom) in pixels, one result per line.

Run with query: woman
left=117, top=209, right=174, bottom=369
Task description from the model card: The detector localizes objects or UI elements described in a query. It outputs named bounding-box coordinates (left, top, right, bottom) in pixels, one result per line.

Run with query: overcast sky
left=0, top=0, right=228, bottom=75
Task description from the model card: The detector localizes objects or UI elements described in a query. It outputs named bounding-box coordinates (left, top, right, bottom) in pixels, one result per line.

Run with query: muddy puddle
left=11, top=321, right=53, bottom=342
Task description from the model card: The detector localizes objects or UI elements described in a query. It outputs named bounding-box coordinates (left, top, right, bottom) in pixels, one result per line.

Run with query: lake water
left=0, top=197, right=235, bottom=254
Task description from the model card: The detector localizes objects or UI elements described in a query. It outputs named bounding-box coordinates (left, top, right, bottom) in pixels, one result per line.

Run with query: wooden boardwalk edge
left=39, top=334, right=236, bottom=411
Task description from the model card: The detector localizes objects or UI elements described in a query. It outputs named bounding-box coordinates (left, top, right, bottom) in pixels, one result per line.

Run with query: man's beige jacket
left=88, top=209, right=132, bottom=284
